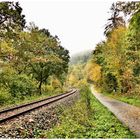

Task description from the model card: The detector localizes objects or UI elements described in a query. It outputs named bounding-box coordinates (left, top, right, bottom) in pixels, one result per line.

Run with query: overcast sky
left=14, top=0, right=114, bottom=56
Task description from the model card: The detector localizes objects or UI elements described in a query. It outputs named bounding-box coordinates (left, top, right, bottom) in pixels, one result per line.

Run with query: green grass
left=119, top=96, right=140, bottom=107
left=43, top=86, right=136, bottom=138
left=95, top=86, right=140, bottom=107
left=103, top=92, right=140, bottom=107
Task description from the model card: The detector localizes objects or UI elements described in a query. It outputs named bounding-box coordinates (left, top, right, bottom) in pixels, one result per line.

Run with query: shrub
left=103, top=73, right=118, bottom=93
left=9, top=74, right=36, bottom=98
left=0, top=88, right=11, bottom=105
left=44, top=85, right=54, bottom=94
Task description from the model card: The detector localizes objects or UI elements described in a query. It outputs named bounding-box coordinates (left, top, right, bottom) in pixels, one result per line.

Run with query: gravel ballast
left=0, top=90, right=80, bottom=138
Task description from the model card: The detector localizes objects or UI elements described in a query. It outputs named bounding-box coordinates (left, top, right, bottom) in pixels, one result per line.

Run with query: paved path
left=91, top=86, right=140, bottom=138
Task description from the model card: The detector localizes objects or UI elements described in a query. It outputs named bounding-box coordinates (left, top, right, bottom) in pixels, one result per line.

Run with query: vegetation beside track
left=0, top=2, right=69, bottom=108
left=43, top=85, right=136, bottom=138
left=0, top=90, right=79, bottom=138
left=0, top=88, right=67, bottom=110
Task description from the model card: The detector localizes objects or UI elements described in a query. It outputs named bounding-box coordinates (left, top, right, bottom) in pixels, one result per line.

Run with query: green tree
left=124, top=11, right=140, bottom=94
left=0, top=1, right=26, bottom=38
left=13, top=26, right=70, bottom=94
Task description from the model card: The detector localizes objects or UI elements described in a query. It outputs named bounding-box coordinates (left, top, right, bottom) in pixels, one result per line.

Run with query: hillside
left=70, top=50, right=92, bottom=65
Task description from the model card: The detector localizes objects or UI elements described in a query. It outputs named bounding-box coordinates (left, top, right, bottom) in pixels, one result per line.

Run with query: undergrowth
left=43, top=86, right=136, bottom=138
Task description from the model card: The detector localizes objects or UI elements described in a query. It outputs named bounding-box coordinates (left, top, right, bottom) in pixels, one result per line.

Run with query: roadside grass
left=43, top=86, right=136, bottom=138
left=103, top=92, right=140, bottom=107
left=94, top=86, right=140, bottom=107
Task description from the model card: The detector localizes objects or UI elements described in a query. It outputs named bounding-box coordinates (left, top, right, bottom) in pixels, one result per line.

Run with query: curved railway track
left=0, top=89, right=77, bottom=124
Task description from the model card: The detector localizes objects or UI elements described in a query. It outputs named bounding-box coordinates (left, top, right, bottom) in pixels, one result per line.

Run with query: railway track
left=0, top=89, right=77, bottom=124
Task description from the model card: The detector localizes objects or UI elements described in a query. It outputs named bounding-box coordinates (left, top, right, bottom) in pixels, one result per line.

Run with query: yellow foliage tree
left=51, top=77, right=62, bottom=89
left=85, top=61, right=101, bottom=83
left=105, top=26, right=127, bottom=73
left=68, top=73, right=77, bottom=86
left=0, top=40, right=17, bottom=61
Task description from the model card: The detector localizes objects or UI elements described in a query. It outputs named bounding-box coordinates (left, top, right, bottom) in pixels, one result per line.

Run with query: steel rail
left=0, top=89, right=77, bottom=123
left=0, top=89, right=73, bottom=114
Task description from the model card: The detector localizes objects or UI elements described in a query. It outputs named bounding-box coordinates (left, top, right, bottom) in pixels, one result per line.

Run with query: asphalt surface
left=91, top=86, right=140, bottom=138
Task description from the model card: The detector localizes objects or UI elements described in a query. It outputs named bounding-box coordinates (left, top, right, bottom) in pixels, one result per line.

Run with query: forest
left=84, top=1, right=140, bottom=105
left=68, top=2, right=140, bottom=107
left=0, top=1, right=140, bottom=138
left=0, top=1, right=69, bottom=106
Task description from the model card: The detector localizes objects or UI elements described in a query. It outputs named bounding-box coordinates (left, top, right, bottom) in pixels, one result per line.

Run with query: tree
left=104, top=27, right=127, bottom=93
left=92, top=41, right=106, bottom=66
left=123, top=10, right=140, bottom=94
left=104, top=2, right=125, bottom=36
left=14, top=26, right=70, bottom=94
left=85, top=61, right=101, bottom=85
left=0, top=1, right=70, bottom=104
left=0, top=1, right=26, bottom=38
left=119, top=2, right=140, bottom=19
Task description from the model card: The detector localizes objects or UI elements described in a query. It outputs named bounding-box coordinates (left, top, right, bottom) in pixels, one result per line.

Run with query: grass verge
left=103, top=92, right=140, bottom=107
left=42, top=86, right=136, bottom=138
left=95, top=86, right=140, bottom=107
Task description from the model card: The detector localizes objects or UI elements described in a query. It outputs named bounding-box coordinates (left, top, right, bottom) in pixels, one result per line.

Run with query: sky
left=13, top=0, right=114, bottom=56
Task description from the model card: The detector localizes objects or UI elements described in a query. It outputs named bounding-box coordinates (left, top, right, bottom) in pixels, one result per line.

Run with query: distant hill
left=70, top=50, right=92, bottom=65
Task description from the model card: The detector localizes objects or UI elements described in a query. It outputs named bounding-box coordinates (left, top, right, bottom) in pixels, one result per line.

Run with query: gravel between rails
left=91, top=86, right=140, bottom=138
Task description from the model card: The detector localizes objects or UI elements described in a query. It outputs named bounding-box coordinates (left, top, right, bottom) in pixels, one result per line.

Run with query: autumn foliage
left=0, top=2, right=69, bottom=105
left=86, top=2, right=140, bottom=96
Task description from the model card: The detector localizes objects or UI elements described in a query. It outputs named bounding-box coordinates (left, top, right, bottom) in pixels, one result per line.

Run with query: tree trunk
left=38, top=80, right=43, bottom=95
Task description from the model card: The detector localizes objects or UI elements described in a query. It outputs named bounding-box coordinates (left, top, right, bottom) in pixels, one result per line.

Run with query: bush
left=0, top=88, right=11, bottom=105
left=44, top=85, right=54, bottom=94
left=9, top=74, right=36, bottom=98
left=103, top=73, right=118, bottom=93
left=0, top=68, right=36, bottom=98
